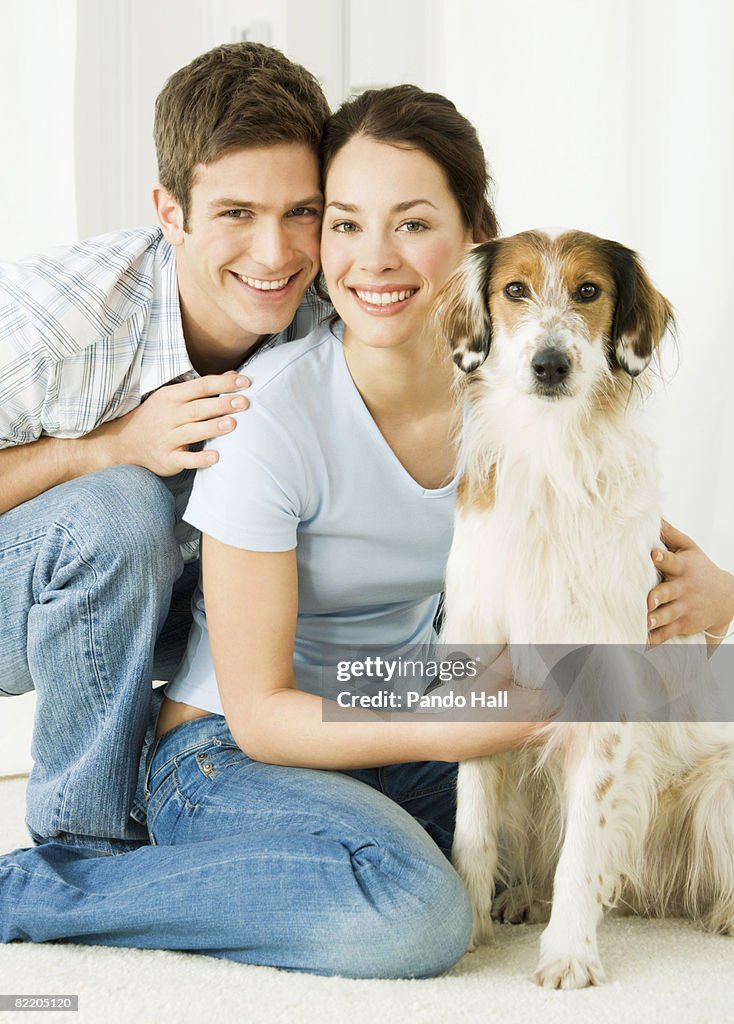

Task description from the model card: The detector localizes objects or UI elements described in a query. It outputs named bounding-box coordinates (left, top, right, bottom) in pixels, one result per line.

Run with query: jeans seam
left=146, top=769, right=180, bottom=834
left=385, top=781, right=457, bottom=803
left=0, top=531, right=48, bottom=558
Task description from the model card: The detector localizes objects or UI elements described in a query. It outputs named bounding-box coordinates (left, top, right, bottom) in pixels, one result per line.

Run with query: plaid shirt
left=0, top=226, right=330, bottom=558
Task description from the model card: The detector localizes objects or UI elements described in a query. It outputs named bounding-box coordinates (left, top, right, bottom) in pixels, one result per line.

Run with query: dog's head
left=434, top=230, right=674, bottom=400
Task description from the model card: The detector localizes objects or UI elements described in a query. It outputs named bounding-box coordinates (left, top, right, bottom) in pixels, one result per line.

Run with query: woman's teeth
left=354, top=289, right=416, bottom=305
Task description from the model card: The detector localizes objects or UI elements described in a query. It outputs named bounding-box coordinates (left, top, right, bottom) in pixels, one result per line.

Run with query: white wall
left=74, top=0, right=290, bottom=236
left=0, top=1, right=77, bottom=259
left=0, top=696, right=36, bottom=776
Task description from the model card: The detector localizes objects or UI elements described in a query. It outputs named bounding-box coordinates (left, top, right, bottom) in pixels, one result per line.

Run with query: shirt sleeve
left=183, top=391, right=310, bottom=552
left=0, top=276, right=49, bottom=448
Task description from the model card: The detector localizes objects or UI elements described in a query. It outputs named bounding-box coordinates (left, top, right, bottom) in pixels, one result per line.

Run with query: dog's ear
left=604, top=241, right=675, bottom=377
left=434, top=241, right=498, bottom=373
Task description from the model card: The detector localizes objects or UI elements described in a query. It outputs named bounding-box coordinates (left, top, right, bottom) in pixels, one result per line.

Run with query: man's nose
left=250, top=220, right=294, bottom=270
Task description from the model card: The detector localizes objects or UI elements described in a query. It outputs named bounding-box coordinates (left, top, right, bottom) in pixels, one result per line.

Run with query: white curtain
left=0, top=0, right=77, bottom=259
left=442, top=0, right=734, bottom=571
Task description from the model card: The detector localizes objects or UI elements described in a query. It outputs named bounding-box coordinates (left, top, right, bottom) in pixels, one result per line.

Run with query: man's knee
left=55, top=466, right=181, bottom=578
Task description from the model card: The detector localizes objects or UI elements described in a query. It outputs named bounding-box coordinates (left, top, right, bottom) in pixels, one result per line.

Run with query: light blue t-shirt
left=165, top=322, right=457, bottom=713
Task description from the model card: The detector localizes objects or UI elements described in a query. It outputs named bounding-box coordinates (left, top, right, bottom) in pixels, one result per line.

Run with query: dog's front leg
left=531, top=725, right=636, bottom=989
left=453, top=756, right=504, bottom=948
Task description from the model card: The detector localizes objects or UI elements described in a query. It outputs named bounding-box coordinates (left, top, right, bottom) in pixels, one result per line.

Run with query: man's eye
left=289, top=206, right=321, bottom=219
left=222, top=209, right=250, bottom=219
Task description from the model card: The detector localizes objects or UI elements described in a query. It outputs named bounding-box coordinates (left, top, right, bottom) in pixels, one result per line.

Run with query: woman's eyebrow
left=326, top=199, right=438, bottom=212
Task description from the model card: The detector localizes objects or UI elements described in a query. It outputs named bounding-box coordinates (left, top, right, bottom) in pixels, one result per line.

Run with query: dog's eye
left=577, top=282, right=600, bottom=302
left=504, top=282, right=527, bottom=300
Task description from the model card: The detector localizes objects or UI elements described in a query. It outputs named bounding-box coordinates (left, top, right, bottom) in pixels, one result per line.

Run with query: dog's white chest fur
left=443, top=397, right=662, bottom=652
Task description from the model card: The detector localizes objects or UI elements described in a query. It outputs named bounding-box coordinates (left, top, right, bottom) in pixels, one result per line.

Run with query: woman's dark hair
left=320, top=84, right=498, bottom=242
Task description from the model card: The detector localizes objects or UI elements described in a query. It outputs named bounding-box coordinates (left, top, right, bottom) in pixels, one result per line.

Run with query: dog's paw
left=469, top=912, right=494, bottom=949
left=531, top=953, right=606, bottom=990
left=491, top=886, right=550, bottom=925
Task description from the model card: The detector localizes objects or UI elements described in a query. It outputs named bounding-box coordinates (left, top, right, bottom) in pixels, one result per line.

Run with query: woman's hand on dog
left=648, top=520, right=734, bottom=646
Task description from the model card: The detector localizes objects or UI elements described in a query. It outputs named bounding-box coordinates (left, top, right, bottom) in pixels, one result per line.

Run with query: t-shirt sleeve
left=183, top=392, right=309, bottom=552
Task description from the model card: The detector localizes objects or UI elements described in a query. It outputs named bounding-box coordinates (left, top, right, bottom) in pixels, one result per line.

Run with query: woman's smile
left=349, top=283, right=419, bottom=315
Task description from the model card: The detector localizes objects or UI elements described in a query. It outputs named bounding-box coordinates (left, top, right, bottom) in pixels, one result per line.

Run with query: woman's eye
left=504, top=282, right=527, bottom=300
left=577, top=282, right=600, bottom=302
left=398, top=221, right=428, bottom=232
left=332, top=221, right=359, bottom=233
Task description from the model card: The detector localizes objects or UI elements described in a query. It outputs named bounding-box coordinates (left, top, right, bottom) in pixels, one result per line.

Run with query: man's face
left=166, top=143, right=322, bottom=365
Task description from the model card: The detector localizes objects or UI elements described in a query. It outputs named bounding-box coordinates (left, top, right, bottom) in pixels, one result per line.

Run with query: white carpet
left=1, top=775, right=732, bottom=1024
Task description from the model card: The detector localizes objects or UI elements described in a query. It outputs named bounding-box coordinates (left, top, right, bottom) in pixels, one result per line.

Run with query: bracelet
left=703, top=625, right=734, bottom=640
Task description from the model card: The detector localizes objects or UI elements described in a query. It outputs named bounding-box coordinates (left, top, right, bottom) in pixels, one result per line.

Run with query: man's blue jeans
left=0, top=466, right=185, bottom=845
left=0, top=716, right=471, bottom=977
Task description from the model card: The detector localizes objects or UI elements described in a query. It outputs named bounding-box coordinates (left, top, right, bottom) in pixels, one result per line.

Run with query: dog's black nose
left=532, top=348, right=570, bottom=383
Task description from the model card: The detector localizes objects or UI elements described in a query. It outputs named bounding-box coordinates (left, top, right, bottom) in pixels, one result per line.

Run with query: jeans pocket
left=170, top=736, right=254, bottom=809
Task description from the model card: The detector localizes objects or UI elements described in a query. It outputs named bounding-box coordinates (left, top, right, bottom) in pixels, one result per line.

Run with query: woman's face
left=321, top=135, right=473, bottom=352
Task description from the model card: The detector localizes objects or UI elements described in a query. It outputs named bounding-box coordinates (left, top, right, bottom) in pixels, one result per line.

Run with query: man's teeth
left=240, top=274, right=291, bottom=290
left=354, top=289, right=416, bottom=305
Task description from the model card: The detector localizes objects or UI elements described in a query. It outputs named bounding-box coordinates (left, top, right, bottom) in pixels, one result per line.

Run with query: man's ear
left=153, top=186, right=185, bottom=246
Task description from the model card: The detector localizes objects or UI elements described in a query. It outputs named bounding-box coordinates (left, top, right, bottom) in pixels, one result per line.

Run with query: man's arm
left=648, top=520, right=734, bottom=649
left=0, top=372, right=250, bottom=515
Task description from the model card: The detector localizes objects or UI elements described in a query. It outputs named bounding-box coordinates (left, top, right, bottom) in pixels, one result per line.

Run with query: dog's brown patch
left=456, top=463, right=496, bottom=512
left=595, top=774, right=615, bottom=801
left=600, top=732, right=622, bottom=761
left=486, top=232, right=548, bottom=336
left=555, top=232, right=618, bottom=342
left=599, top=815, right=607, bottom=828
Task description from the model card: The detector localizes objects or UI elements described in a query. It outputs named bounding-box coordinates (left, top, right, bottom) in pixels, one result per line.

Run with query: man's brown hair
left=154, top=42, right=330, bottom=229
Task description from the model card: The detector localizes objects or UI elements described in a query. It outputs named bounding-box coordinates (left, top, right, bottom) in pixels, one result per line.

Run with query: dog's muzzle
left=531, top=346, right=572, bottom=397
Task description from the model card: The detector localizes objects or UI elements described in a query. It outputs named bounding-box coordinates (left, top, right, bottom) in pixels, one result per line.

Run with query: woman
left=146, top=85, right=548, bottom=978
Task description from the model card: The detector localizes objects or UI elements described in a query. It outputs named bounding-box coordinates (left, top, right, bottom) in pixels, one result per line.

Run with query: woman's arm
left=647, top=520, right=734, bottom=649
left=203, top=534, right=544, bottom=768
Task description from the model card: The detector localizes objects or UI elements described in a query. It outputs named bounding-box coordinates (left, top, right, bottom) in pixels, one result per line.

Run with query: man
left=0, top=42, right=330, bottom=852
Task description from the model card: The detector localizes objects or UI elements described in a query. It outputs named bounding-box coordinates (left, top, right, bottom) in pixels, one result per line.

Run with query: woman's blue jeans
left=1, top=715, right=471, bottom=977
left=0, top=466, right=472, bottom=977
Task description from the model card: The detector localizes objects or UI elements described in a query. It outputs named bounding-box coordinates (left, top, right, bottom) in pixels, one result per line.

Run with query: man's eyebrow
left=208, top=194, right=324, bottom=212
left=326, top=199, right=438, bottom=213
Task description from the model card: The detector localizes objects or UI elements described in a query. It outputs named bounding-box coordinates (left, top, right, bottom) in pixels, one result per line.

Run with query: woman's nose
left=357, top=231, right=401, bottom=274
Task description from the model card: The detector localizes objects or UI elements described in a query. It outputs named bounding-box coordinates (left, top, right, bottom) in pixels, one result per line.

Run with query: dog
left=435, top=229, right=734, bottom=988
